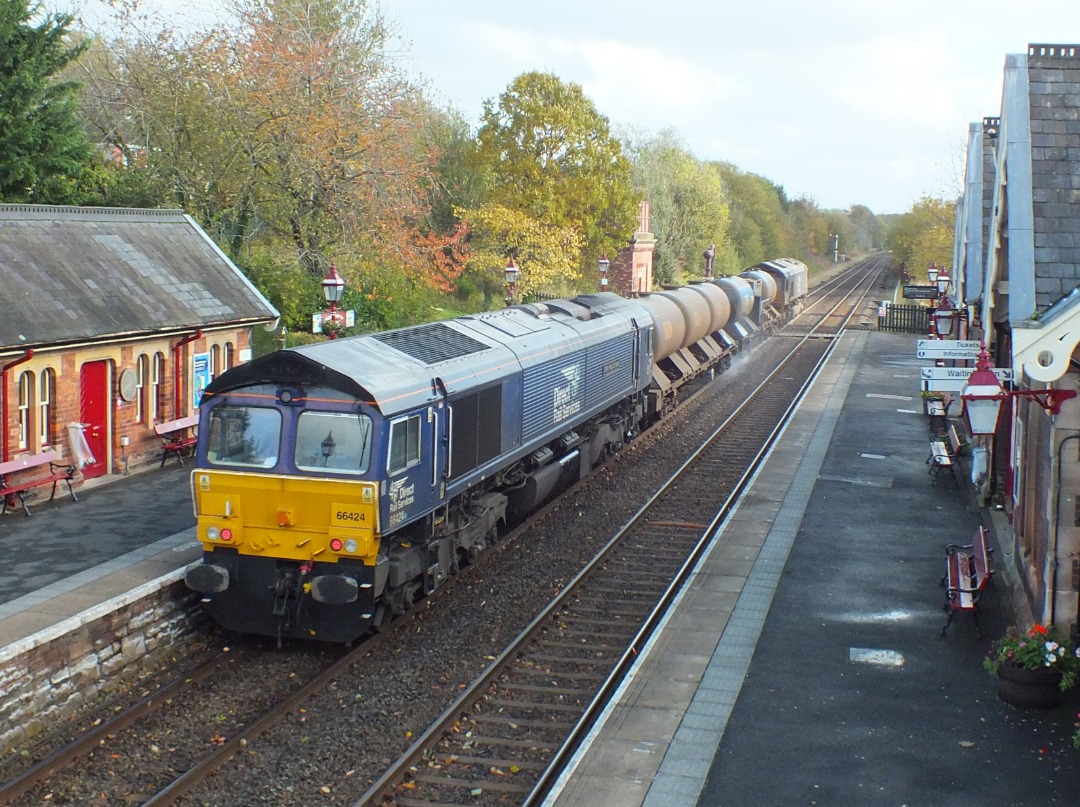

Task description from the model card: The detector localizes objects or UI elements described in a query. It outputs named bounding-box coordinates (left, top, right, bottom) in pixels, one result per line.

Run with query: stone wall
left=0, top=582, right=208, bottom=753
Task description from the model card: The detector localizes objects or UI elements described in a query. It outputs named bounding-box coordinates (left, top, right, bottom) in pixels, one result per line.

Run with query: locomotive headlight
left=344, top=539, right=357, bottom=553
left=206, top=526, right=220, bottom=541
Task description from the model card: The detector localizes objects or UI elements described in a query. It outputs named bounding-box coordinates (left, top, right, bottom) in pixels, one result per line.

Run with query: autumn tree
left=886, top=196, right=956, bottom=280
left=77, top=0, right=467, bottom=333
left=470, top=71, right=638, bottom=288
left=0, top=0, right=95, bottom=202
left=624, top=128, right=732, bottom=285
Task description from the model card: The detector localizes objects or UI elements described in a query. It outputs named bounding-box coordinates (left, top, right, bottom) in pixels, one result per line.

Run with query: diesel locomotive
left=184, top=259, right=809, bottom=642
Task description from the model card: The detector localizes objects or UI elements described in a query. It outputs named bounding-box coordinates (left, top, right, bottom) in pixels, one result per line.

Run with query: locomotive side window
left=388, top=414, right=421, bottom=475
left=295, top=411, right=372, bottom=474
left=205, top=405, right=281, bottom=468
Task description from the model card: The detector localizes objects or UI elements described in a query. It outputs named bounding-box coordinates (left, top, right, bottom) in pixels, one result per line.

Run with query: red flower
left=1032, top=624, right=1049, bottom=636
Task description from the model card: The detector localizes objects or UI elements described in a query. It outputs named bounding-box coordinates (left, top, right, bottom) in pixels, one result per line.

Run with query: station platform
left=546, top=330, right=1080, bottom=806
left=0, top=461, right=198, bottom=658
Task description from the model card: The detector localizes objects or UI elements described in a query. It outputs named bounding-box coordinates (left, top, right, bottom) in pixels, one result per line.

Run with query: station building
left=0, top=205, right=279, bottom=489
left=954, top=44, right=1080, bottom=635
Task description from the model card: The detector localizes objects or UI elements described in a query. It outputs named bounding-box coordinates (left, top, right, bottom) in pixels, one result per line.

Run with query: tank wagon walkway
left=546, top=330, right=1079, bottom=806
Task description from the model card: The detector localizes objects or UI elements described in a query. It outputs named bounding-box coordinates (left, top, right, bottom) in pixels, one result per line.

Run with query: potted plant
left=983, top=624, right=1080, bottom=708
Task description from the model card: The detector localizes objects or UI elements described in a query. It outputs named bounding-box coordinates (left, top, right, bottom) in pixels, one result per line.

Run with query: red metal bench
left=0, top=450, right=79, bottom=516
left=154, top=414, right=200, bottom=467
left=940, top=526, right=993, bottom=637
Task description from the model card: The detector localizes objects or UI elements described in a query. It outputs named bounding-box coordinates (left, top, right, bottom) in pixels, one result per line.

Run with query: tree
left=624, top=128, right=732, bottom=285
left=473, top=71, right=639, bottom=282
left=79, top=0, right=465, bottom=302
left=0, top=0, right=94, bottom=202
left=886, top=196, right=955, bottom=280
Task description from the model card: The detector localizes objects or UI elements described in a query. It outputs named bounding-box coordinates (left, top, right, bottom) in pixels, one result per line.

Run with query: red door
left=79, top=360, right=111, bottom=479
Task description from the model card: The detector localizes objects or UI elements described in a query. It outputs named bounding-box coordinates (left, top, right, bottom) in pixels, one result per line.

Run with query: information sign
left=916, top=340, right=981, bottom=360
left=919, top=366, right=1012, bottom=392
left=903, top=285, right=939, bottom=300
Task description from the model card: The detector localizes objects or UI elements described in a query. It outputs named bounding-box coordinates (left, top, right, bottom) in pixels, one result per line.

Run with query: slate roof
left=1027, top=45, right=1080, bottom=311
left=0, top=205, right=279, bottom=350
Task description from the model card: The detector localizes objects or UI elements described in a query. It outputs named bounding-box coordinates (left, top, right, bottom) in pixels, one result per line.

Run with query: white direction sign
left=916, top=340, right=981, bottom=360
left=920, top=366, right=1013, bottom=393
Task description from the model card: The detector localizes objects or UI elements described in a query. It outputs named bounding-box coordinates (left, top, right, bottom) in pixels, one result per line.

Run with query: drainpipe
left=1, top=349, right=34, bottom=463
left=172, top=330, right=202, bottom=418
left=1051, top=433, right=1080, bottom=628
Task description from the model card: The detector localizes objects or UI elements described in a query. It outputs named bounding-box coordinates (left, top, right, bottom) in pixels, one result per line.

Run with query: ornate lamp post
left=320, top=263, right=346, bottom=339
left=598, top=254, right=610, bottom=292
left=935, top=271, right=951, bottom=296
left=504, top=257, right=520, bottom=306
left=932, top=295, right=955, bottom=338
left=960, top=346, right=1077, bottom=436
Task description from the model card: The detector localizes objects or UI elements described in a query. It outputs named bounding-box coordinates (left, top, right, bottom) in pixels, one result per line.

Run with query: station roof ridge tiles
left=0, top=204, right=278, bottom=350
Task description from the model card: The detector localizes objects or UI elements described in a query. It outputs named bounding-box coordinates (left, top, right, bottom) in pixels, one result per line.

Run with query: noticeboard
left=903, top=285, right=939, bottom=300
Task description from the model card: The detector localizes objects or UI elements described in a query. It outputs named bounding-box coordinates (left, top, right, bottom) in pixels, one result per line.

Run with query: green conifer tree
left=0, top=0, right=92, bottom=203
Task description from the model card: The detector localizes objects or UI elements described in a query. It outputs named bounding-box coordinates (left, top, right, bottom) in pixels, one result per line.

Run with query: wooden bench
left=927, top=439, right=956, bottom=486
left=925, top=398, right=950, bottom=437
left=940, top=526, right=993, bottom=637
left=947, top=423, right=968, bottom=458
left=0, top=451, right=78, bottom=516
left=154, top=414, right=200, bottom=467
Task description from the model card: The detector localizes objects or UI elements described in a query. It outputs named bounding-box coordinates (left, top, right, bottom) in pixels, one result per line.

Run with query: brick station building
left=955, top=44, right=1080, bottom=634
left=0, top=205, right=279, bottom=491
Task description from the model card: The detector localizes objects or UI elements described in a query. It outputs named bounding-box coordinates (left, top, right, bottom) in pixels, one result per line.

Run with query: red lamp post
left=321, top=263, right=346, bottom=339
left=960, top=346, right=1077, bottom=436
left=504, top=257, right=520, bottom=306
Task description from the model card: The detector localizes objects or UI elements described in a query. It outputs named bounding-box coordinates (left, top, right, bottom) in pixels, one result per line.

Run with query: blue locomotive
left=184, top=260, right=808, bottom=642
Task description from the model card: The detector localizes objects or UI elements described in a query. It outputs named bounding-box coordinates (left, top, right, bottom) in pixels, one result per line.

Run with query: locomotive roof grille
left=373, top=322, right=491, bottom=365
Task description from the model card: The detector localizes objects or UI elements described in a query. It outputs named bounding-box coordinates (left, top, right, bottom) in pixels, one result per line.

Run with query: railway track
left=358, top=261, right=884, bottom=807
left=0, top=259, right=888, bottom=806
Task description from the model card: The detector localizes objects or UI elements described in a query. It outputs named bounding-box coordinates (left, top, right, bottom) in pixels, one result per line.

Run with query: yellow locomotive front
left=185, top=390, right=386, bottom=643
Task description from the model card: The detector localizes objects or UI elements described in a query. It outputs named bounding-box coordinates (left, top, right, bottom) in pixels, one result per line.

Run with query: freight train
left=184, top=259, right=809, bottom=642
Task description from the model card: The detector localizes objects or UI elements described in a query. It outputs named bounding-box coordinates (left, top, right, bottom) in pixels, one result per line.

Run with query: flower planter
left=996, top=662, right=1063, bottom=709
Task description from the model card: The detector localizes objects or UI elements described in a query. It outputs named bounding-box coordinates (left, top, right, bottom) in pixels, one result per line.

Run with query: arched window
left=152, top=352, right=165, bottom=422
left=224, top=342, right=235, bottom=370
left=38, top=368, right=54, bottom=448
left=210, top=344, right=221, bottom=379
left=136, top=354, right=148, bottom=423
left=17, top=371, right=33, bottom=451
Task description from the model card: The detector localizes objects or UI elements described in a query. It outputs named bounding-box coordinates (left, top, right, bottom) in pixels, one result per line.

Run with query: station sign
left=903, top=285, right=939, bottom=300
left=920, top=366, right=1013, bottom=392
left=916, top=340, right=981, bottom=360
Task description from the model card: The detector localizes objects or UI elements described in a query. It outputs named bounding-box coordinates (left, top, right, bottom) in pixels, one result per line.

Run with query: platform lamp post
left=960, top=346, right=1077, bottom=436
left=504, top=257, right=520, bottom=307
left=598, top=254, right=610, bottom=292
left=321, top=263, right=346, bottom=339
left=932, top=295, right=955, bottom=338
left=935, top=270, right=951, bottom=296
left=928, top=263, right=939, bottom=287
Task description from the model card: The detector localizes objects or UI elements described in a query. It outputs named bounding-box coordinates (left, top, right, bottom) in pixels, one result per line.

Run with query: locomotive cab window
left=205, top=405, right=281, bottom=468
left=388, top=414, right=422, bottom=475
left=295, top=411, right=372, bottom=474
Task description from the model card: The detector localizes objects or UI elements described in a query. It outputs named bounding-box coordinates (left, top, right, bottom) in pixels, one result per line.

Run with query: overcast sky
left=69, top=0, right=1080, bottom=214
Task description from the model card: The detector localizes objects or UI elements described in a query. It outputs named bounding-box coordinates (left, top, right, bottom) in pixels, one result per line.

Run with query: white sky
left=65, top=0, right=1080, bottom=214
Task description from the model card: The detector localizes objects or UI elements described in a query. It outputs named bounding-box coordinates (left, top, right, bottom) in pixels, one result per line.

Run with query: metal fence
left=878, top=303, right=929, bottom=334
